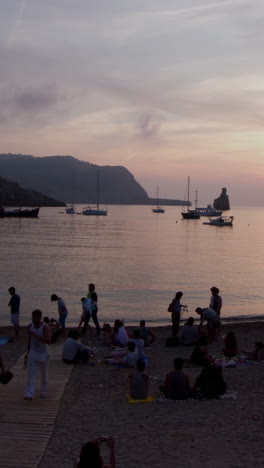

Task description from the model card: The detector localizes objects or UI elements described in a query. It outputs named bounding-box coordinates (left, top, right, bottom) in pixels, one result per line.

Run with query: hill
left=0, top=154, right=187, bottom=205
left=0, top=176, right=65, bottom=207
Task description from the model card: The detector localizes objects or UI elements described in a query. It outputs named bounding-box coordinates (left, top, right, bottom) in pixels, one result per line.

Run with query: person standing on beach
left=87, top=283, right=101, bottom=335
left=209, top=287, right=222, bottom=315
left=195, top=307, right=220, bottom=343
left=24, top=309, right=51, bottom=400
left=8, top=286, right=20, bottom=338
left=50, top=294, right=68, bottom=330
left=168, top=291, right=187, bottom=337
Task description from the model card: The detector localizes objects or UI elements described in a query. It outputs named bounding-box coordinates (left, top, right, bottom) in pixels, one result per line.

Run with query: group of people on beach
left=2, top=283, right=264, bottom=467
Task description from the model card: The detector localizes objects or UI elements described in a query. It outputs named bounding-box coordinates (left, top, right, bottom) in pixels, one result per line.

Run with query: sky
left=0, top=0, right=264, bottom=205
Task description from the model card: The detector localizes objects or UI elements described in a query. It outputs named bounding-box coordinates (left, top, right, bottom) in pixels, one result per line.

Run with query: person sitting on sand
left=74, top=437, right=115, bottom=468
left=105, top=341, right=138, bottom=367
left=180, top=317, right=199, bottom=346
left=129, top=329, right=145, bottom=359
left=160, top=357, right=191, bottom=400
left=195, top=307, right=220, bottom=343
left=138, top=320, right=156, bottom=346
left=191, top=335, right=214, bottom=366
left=101, top=323, right=113, bottom=347
left=112, top=319, right=129, bottom=347
left=192, top=359, right=227, bottom=399
left=223, top=331, right=239, bottom=358
left=62, top=329, right=92, bottom=364
left=43, top=316, right=62, bottom=343
left=246, top=341, right=264, bottom=361
left=128, top=358, right=149, bottom=400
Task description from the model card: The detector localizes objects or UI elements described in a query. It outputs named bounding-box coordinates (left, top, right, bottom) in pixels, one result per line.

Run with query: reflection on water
left=1, top=205, right=264, bottom=325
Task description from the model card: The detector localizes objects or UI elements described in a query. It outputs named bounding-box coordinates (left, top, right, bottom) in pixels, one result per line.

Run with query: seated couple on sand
left=160, top=357, right=227, bottom=400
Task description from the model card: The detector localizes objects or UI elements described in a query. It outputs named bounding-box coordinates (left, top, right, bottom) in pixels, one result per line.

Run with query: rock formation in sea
left=213, top=187, right=230, bottom=211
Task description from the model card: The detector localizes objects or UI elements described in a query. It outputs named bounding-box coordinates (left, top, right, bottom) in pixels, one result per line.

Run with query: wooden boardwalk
left=0, top=345, right=73, bottom=468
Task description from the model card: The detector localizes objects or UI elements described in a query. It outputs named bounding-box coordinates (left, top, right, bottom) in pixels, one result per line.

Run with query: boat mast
left=157, top=186, right=159, bottom=208
left=195, top=190, right=198, bottom=210
left=97, top=170, right=100, bottom=210
left=187, top=176, right=190, bottom=212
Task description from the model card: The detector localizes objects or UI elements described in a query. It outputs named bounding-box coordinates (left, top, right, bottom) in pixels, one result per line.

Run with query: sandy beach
left=1, top=322, right=264, bottom=468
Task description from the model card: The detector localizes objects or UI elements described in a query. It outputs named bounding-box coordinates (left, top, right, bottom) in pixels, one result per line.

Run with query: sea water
left=0, top=205, right=264, bottom=326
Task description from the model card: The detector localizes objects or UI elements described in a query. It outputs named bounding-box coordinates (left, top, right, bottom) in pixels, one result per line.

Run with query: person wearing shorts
left=8, top=286, right=20, bottom=337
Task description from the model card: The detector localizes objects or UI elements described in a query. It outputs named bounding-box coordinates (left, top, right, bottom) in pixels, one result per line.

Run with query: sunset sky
left=1, top=0, right=264, bottom=205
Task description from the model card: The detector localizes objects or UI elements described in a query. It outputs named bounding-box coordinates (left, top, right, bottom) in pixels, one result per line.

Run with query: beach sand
left=1, top=322, right=264, bottom=468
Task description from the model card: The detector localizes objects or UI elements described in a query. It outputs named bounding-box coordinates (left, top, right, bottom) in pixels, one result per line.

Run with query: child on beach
left=223, top=331, right=239, bottom=358
left=128, top=359, right=149, bottom=400
left=105, top=341, right=138, bottom=367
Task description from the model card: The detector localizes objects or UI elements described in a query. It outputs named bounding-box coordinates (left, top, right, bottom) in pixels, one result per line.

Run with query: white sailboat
left=82, top=170, right=107, bottom=216
left=152, top=186, right=165, bottom=213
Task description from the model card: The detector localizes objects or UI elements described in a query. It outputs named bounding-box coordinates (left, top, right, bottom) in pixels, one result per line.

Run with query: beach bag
left=167, top=301, right=175, bottom=312
left=0, top=370, right=13, bottom=385
left=165, top=336, right=179, bottom=347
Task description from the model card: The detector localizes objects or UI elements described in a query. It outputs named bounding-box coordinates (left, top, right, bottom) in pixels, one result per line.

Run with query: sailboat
left=152, top=186, right=165, bottom=213
left=181, top=177, right=200, bottom=219
left=82, top=170, right=107, bottom=216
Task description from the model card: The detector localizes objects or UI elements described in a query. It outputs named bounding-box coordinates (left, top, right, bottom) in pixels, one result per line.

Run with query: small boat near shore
left=0, top=207, right=39, bottom=218
left=203, top=216, right=234, bottom=227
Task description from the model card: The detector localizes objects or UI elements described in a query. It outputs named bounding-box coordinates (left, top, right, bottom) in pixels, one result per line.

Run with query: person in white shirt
left=196, top=307, right=220, bottom=343
left=24, top=309, right=51, bottom=400
left=63, top=329, right=92, bottom=364
left=78, top=297, right=92, bottom=335
left=105, top=342, right=138, bottom=368
left=129, top=329, right=145, bottom=359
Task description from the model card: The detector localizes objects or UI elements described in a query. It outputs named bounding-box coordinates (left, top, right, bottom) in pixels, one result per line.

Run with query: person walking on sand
left=24, top=309, right=51, bottom=401
left=50, top=294, right=68, bottom=330
left=209, top=287, right=222, bottom=315
left=8, top=286, right=20, bottom=338
left=87, top=283, right=101, bottom=335
left=168, top=291, right=187, bottom=337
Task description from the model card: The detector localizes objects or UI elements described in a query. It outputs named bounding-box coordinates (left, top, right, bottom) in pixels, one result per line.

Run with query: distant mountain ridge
left=0, top=153, right=188, bottom=206
left=0, top=176, right=65, bottom=207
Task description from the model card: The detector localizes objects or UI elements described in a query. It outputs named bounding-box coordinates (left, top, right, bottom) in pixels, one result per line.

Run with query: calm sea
left=1, top=205, right=264, bottom=326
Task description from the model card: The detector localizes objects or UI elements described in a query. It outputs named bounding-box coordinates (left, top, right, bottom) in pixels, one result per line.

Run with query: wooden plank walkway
left=0, top=345, right=73, bottom=468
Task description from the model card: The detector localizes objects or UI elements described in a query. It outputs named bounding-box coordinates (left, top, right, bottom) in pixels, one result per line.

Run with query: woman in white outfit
left=24, top=309, right=51, bottom=401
